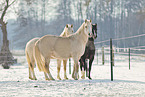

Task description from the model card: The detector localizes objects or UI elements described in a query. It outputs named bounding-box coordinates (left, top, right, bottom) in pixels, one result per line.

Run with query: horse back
left=37, top=35, right=72, bottom=59
left=26, top=38, right=39, bottom=59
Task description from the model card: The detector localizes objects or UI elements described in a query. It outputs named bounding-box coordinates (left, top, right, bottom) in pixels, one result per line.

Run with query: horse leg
left=80, top=58, right=85, bottom=79
left=31, top=68, right=37, bottom=80
left=31, top=62, right=37, bottom=80
left=28, top=66, right=32, bottom=80
left=84, top=59, right=88, bottom=77
left=57, top=59, right=61, bottom=80
left=88, top=56, right=94, bottom=80
left=44, top=72, right=49, bottom=80
left=73, top=58, right=79, bottom=80
left=72, top=63, right=75, bottom=79
left=45, top=58, right=55, bottom=80
left=63, top=59, right=68, bottom=80
left=79, top=59, right=83, bottom=71
left=29, top=62, right=37, bottom=80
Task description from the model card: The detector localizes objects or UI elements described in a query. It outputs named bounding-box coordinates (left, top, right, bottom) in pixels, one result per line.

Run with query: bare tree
left=0, top=0, right=16, bottom=68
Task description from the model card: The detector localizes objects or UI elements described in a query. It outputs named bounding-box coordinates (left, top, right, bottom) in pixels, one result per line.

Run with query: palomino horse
left=25, top=24, right=73, bottom=80
left=57, top=24, right=73, bottom=80
left=79, top=23, right=97, bottom=79
left=34, top=19, right=92, bottom=80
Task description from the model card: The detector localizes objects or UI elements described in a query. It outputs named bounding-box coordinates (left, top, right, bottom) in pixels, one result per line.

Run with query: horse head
left=89, top=23, right=97, bottom=40
left=84, top=19, right=92, bottom=36
left=65, top=24, right=74, bottom=35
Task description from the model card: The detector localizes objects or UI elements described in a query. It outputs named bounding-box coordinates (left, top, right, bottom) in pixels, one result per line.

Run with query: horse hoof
left=74, top=78, right=78, bottom=80
left=59, top=78, right=61, bottom=80
left=29, top=77, right=33, bottom=80
left=50, top=78, right=55, bottom=81
left=29, top=77, right=37, bottom=80
left=34, top=78, right=37, bottom=80
left=45, top=78, right=50, bottom=80
left=57, top=77, right=61, bottom=80
left=81, top=76, right=85, bottom=79
left=74, top=76, right=78, bottom=80
left=88, top=77, right=92, bottom=80
left=64, top=77, right=68, bottom=80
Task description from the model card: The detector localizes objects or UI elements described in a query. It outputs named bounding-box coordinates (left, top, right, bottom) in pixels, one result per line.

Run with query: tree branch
left=6, top=0, right=9, bottom=6
left=0, top=0, right=16, bottom=20
left=0, top=5, right=8, bottom=20
left=8, top=0, right=16, bottom=7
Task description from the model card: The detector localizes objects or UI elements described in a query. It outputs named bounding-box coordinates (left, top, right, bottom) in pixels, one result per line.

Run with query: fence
left=11, top=50, right=25, bottom=56
left=94, top=33, right=145, bottom=81
left=0, top=50, right=25, bottom=65
left=1, top=33, right=145, bottom=80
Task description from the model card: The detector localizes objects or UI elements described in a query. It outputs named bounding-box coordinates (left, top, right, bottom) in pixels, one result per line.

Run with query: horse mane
left=75, top=22, right=85, bottom=35
left=60, top=26, right=67, bottom=37
left=67, top=22, right=85, bottom=38
left=67, top=22, right=88, bottom=44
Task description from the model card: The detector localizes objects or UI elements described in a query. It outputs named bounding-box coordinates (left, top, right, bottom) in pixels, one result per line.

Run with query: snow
left=0, top=54, right=145, bottom=97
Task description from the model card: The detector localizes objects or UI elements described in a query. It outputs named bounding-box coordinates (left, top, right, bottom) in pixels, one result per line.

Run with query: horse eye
left=85, top=26, right=87, bottom=28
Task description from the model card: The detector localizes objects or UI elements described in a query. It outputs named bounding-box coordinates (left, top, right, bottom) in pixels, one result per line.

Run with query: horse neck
left=60, top=28, right=67, bottom=37
left=88, top=37, right=94, bottom=42
left=86, top=38, right=95, bottom=49
left=75, top=23, right=88, bottom=44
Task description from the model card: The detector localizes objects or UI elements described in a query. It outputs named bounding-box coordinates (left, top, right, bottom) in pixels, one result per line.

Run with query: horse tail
left=25, top=49, right=31, bottom=67
left=25, top=50, right=34, bottom=72
left=34, top=42, right=45, bottom=72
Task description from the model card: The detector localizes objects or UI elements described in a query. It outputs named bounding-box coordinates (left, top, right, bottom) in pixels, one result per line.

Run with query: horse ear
left=85, top=19, right=87, bottom=23
left=95, top=23, right=97, bottom=27
left=71, top=24, right=73, bottom=28
left=90, top=19, right=92, bottom=22
left=66, top=24, right=68, bottom=28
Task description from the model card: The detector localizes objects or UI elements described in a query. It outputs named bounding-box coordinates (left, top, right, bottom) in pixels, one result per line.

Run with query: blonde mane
left=60, top=27, right=67, bottom=37
left=68, top=22, right=88, bottom=44
left=60, top=24, right=73, bottom=37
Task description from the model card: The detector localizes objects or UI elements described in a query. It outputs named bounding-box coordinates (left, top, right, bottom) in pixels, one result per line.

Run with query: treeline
left=7, top=0, right=145, bottom=49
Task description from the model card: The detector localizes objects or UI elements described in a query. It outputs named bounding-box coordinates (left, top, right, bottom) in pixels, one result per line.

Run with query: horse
left=25, top=24, right=73, bottom=80
left=34, top=19, right=92, bottom=80
left=79, top=23, right=97, bottom=80
left=57, top=24, right=73, bottom=80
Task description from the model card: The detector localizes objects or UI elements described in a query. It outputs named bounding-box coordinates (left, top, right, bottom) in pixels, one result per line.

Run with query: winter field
left=0, top=51, right=145, bottom=97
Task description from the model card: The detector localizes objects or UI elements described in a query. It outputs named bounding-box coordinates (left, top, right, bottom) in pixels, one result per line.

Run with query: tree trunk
left=0, top=0, right=17, bottom=68
left=0, top=19, right=15, bottom=66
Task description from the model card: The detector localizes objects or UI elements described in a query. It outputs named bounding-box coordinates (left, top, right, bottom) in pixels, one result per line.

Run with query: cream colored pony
left=57, top=24, right=73, bottom=80
left=34, top=19, right=92, bottom=80
left=25, top=24, right=73, bottom=80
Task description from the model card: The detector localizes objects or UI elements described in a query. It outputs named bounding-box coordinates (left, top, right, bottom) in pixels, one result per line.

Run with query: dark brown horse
left=79, top=23, right=97, bottom=79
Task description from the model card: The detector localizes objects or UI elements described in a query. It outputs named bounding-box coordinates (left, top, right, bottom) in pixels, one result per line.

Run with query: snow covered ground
left=0, top=54, right=145, bottom=97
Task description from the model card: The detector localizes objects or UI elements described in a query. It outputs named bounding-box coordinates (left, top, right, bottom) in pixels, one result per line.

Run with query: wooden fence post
left=129, top=48, right=130, bottom=70
left=69, top=58, right=71, bottom=74
left=102, top=47, right=104, bottom=65
left=96, top=49, right=98, bottom=64
left=112, top=48, right=114, bottom=66
left=110, top=38, right=113, bottom=81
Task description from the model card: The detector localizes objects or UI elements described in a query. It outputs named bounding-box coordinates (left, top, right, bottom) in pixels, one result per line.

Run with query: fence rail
left=94, top=33, right=145, bottom=81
